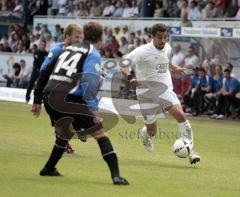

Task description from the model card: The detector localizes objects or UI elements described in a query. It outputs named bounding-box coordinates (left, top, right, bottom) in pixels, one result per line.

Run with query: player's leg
left=64, top=121, right=76, bottom=154
left=160, top=89, right=200, bottom=164
left=26, top=71, right=39, bottom=102
left=167, top=104, right=192, bottom=140
left=90, top=129, right=129, bottom=185
left=141, top=115, right=157, bottom=152
left=40, top=126, right=74, bottom=176
left=159, top=89, right=193, bottom=141
left=167, top=104, right=200, bottom=164
left=40, top=136, right=68, bottom=176
left=40, top=95, right=75, bottom=176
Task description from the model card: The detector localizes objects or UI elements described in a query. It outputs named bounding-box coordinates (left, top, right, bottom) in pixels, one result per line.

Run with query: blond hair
left=63, top=23, right=82, bottom=38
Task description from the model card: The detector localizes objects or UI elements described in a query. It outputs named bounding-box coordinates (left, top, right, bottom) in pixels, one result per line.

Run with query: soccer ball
left=172, top=138, right=193, bottom=158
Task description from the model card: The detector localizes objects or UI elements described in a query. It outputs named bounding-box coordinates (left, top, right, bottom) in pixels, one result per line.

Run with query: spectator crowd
left=1, top=0, right=240, bottom=19
left=0, top=22, right=152, bottom=57
left=1, top=0, right=240, bottom=56
left=170, top=44, right=240, bottom=119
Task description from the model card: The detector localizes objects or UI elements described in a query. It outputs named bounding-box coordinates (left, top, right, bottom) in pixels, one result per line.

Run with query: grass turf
left=0, top=101, right=240, bottom=197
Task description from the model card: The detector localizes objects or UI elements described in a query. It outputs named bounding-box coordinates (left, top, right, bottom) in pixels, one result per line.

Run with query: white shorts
left=138, top=89, right=180, bottom=124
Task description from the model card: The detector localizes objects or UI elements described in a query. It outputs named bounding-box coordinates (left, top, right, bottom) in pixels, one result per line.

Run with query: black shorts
left=43, top=94, right=102, bottom=133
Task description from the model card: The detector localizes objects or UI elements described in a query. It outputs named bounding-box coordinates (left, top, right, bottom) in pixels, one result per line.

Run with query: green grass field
left=0, top=101, right=240, bottom=197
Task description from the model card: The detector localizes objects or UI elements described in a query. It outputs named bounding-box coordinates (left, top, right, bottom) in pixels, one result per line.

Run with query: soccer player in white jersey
left=121, top=23, right=200, bottom=164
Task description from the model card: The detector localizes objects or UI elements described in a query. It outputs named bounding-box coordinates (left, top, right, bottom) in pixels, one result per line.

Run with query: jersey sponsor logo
left=49, top=74, right=73, bottom=83
left=155, top=63, right=169, bottom=74
left=95, top=63, right=101, bottom=72
left=65, top=46, right=89, bottom=53
left=48, top=52, right=53, bottom=58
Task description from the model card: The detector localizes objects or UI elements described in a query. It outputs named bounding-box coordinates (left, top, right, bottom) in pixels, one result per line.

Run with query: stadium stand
left=0, top=0, right=239, bottom=119
left=1, top=0, right=240, bottom=55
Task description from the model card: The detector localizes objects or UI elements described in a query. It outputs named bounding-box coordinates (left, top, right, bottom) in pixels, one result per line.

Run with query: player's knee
left=54, top=118, right=75, bottom=140
left=92, top=129, right=106, bottom=139
left=148, top=129, right=157, bottom=137
left=176, top=110, right=186, bottom=122
left=55, top=127, right=75, bottom=140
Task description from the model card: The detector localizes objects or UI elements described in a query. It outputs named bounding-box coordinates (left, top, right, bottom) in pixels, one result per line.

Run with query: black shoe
left=40, top=167, right=63, bottom=176
left=112, top=176, right=129, bottom=185
left=26, top=96, right=30, bottom=103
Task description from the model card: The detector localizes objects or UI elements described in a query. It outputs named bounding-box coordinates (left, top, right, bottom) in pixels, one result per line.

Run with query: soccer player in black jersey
left=32, top=21, right=129, bottom=185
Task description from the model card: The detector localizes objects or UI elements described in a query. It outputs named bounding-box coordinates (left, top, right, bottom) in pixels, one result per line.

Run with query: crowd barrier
left=34, top=16, right=240, bottom=33
left=0, top=87, right=118, bottom=114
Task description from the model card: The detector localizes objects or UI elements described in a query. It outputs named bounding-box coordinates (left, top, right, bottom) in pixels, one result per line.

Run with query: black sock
left=44, top=137, right=68, bottom=170
left=97, top=136, right=119, bottom=179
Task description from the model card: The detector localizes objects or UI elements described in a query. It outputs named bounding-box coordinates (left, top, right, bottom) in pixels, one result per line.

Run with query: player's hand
left=99, top=68, right=106, bottom=83
left=172, top=66, right=187, bottom=77
left=31, top=103, right=42, bottom=118
left=100, top=68, right=106, bottom=78
left=130, top=78, right=141, bottom=88
left=92, top=110, right=103, bottom=124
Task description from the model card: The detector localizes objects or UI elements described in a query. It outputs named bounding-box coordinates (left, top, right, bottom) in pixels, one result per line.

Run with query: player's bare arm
left=170, top=63, right=187, bottom=77
left=120, top=62, right=141, bottom=88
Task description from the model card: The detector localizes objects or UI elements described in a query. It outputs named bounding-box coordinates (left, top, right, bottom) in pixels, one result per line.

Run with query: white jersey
left=125, top=41, right=173, bottom=90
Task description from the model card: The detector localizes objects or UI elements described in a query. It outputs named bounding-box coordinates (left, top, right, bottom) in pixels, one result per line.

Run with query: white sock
left=142, top=126, right=151, bottom=138
left=178, top=120, right=193, bottom=143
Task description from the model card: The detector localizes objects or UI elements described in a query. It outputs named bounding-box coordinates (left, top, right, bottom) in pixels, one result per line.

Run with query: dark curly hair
left=83, top=21, right=103, bottom=43
left=151, top=23, right=168, bottom=37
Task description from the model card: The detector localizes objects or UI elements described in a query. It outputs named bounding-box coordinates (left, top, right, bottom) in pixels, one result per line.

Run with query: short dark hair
left=227, top=62, right=233, bottom=70
left=151, top=24, right=168, bottom=36
left=83, top=21, right=103, bottom=43
left=189, top=46, right=195, bottom=51
left=40, top=39, right=46, bottom=44
left=198, top=67, right=205, bottom=72
left=191, top=0, right=197, bottom=6
left=12, top=62, right=20, bottom=69
left=224, top=68, right=231, bottom=73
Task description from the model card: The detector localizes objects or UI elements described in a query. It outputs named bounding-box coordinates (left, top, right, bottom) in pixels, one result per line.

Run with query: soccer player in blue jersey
left=33, top=23, right=83, bottom=153
left=32, top=21, right=129, bottom=185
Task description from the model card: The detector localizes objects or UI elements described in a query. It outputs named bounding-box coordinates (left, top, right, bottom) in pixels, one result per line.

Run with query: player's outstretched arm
left=170, top=63, right=187, bottom=77
left=120, top=62, right=141, bottom=88
left=32, top=45, right=61, bottom=117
